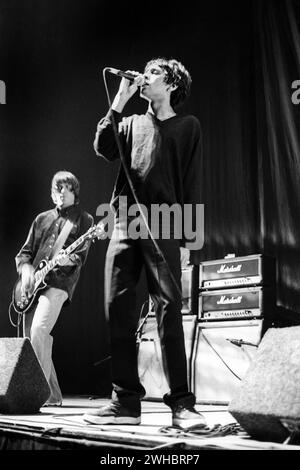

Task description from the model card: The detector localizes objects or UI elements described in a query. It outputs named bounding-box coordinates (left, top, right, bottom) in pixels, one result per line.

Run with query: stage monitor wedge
left=229, top=326, right=300, bottom=443
left=0, top=338, right=50, bottom=414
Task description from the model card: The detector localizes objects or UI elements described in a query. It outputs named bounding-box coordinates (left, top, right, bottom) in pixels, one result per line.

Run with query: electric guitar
left=12, top=221, right=104, bottom=314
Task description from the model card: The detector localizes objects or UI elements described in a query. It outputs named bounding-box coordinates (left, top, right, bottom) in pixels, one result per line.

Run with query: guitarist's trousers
left=22, top=287, right=68, bottom=405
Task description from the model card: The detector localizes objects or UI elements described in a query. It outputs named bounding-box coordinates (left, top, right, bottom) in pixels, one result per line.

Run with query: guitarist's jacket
left=15, top=204, right=94, bottom=301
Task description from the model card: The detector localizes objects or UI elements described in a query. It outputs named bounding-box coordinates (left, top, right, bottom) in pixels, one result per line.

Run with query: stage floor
left=0, top=396, right=299, bottom=454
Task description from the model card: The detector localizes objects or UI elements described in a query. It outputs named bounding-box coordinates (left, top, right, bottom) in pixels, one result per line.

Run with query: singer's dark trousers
left=105, top=218, right=195, bottom=412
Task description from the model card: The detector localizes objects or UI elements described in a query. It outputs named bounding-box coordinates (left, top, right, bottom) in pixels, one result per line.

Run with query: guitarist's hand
left=56, top=252, right=77, bottom=266
left=21, top=264, right=35, bottom=297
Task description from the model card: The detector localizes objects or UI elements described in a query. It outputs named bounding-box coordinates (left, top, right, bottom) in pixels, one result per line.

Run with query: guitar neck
left=34, top=231, right=90, bottom=282
left=64, top=233, right=87, bottom=257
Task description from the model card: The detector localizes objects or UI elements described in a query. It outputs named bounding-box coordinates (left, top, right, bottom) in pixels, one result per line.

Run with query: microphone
left=106, top=67, right=140, bottom=82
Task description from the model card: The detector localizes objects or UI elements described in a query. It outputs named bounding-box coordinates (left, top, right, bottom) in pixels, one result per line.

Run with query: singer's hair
left=144, top=58, right=192, bottom=109
left=51, top=170, right=80, bottom=203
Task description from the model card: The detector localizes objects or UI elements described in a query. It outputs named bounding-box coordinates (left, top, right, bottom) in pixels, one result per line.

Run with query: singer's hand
left=119, top=70, right=143, bottom=95
left=112, top=71, right=144, bottom=112
left=180, top=247, right=190, bottom=268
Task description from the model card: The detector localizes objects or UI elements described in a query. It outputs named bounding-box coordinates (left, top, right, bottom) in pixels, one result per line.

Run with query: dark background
left=0, top=0, right=299, bottom=395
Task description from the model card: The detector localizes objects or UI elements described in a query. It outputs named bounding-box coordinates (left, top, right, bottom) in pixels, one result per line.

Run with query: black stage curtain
left=196, top=2, right=259, bottom=262
left=199, top=0, right=300, bottom=322
left=254, top=0, right=300, bottom=319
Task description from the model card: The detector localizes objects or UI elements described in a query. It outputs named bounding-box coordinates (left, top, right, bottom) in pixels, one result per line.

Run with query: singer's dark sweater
left=93, top=110, right=202, bottom=247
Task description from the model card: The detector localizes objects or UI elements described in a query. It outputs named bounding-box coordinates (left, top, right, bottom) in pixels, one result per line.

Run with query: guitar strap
left=50, top=219, right=74, bottom=260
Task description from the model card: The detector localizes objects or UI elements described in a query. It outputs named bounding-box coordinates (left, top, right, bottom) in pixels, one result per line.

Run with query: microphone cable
left=201, top=332, right=242, bottom=381
left=101, top=68, right=183, bottom=301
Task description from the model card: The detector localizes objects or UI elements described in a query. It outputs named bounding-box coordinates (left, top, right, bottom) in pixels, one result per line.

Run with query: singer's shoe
left=43, top=400, right=62, bottom=407
left=83, top=402, right=141, bottom=425
left=172, top=405, right=208, bottom=429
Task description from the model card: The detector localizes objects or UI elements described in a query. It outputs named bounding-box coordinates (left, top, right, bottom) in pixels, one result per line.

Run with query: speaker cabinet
left=191, top=319, right=265, bottom=404
left=229, top=326, right=300, bottom=443
left=137, top=315, right=197, bottom=400
left=0, top=338, right=50, bottom=414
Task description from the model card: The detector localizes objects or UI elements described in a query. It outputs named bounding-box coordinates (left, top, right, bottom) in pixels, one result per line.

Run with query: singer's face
left=140, top=64, right=170, bottom=101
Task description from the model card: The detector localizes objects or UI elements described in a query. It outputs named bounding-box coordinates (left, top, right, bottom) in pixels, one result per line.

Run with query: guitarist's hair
left=51, top=171, right=80, bottom=203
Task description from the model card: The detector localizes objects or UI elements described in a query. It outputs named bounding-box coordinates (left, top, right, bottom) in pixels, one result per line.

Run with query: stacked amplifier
left=199, top=254, right=276, bottom=321
left=191, top=254, right=276, bottom=404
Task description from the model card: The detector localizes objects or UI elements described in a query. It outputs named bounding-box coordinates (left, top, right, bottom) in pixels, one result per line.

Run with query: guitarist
left=15, top=171, right=94, bottom=406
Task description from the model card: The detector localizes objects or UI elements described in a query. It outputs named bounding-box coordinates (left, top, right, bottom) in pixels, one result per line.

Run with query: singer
left=84, top=58, right=205, bottom=428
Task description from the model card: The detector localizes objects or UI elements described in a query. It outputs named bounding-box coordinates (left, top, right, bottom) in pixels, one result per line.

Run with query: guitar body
left=12, top=260, right=48, bottom=314
left=11, top=220, right=104, bottom=315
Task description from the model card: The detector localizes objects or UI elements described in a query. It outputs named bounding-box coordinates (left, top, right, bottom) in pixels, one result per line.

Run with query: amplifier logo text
left=217, top=264, right=242, bottom=274
left=0, top=80, right=6, bottom=104
left=217, top=295, right=242, bottom=305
